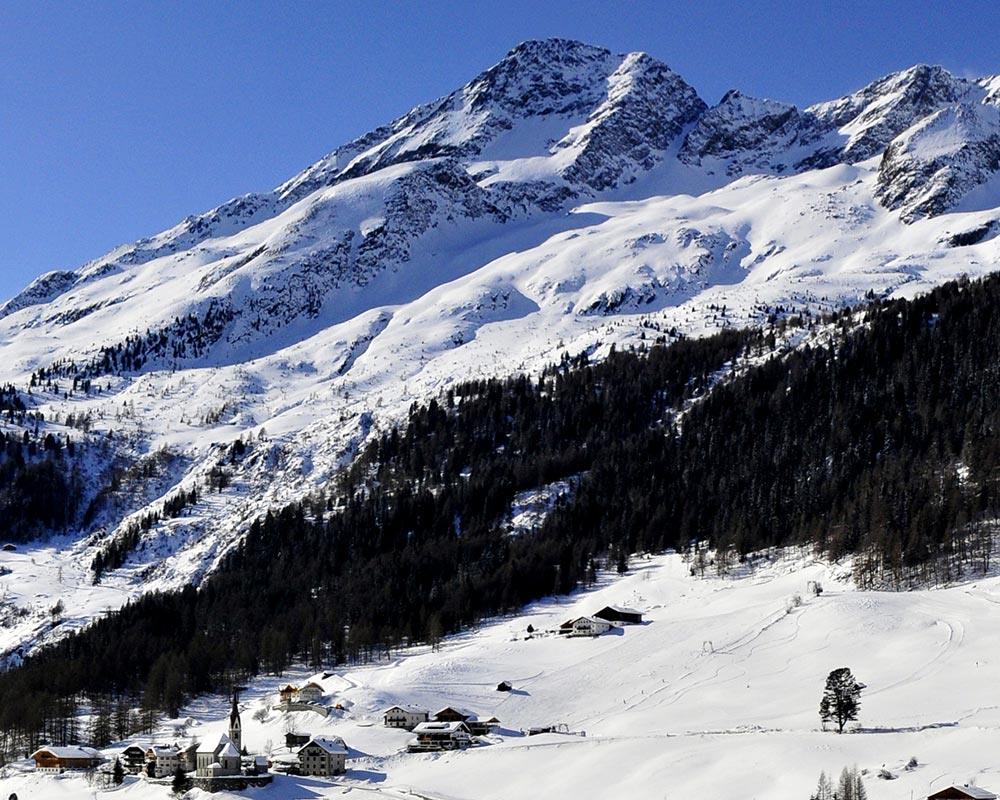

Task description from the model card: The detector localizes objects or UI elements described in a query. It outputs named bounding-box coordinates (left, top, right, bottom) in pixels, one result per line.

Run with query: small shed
left=593, top=605, right=643, bottom=625
left=928, top=787, right=998, bottom=800
left=496, top=681, right=513, bottom=692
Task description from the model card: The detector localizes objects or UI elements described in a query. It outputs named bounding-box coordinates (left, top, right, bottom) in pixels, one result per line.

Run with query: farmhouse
left=559, top=616, right=614, bottom=637
left=120, top=743, right=147, bottom=774
left=383, top=704, right=429, bottom=730
left=146, top=744, right=180, bottom=778
left=31, top=745, right=103, bottom=773
left=466, top=715, right=501, bottom=736
left=432, top=706, right=475, bottom=724
left=408, top=721, right=473, bottom=752
left=297, top=737, right=348, bottom=776
left=296, top=682, right=325, bottom=703
left=593, top=605, right=643, bottom=624
left=928, top=787, right=998, bottom=800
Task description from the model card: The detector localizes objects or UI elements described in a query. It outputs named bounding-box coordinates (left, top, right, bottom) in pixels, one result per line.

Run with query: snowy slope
left=6, top=551, right=1000, bottom=798
left=1, top=40, right=1000, bottom=663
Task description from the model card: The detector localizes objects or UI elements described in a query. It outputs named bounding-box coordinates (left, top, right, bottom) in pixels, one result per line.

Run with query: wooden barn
left=928, top=787, right=997, bottom=800
left=31, top=746, right=103, bottom=773
left=432, top=706, right=475, bottom=724
left=285, top=730, right=311, bottom=748
left=593, top=605, right=643, bottom=625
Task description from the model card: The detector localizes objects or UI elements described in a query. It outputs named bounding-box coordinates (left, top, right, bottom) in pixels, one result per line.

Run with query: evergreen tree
left=112, top=757, right=124, bottom=785
left=172, top=765, right=188, bottom=794
left=820, top=668, right=864, bottom=733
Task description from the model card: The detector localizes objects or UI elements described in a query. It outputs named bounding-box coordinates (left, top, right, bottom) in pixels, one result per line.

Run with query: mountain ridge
left=1, top=38, right=999, bottom=667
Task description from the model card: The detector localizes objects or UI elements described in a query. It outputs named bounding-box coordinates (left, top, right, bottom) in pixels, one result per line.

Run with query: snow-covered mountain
left=2, top=39, right=1000, bottom=661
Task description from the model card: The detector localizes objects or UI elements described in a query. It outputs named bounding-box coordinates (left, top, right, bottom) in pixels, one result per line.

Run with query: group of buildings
left=381, top=704, right=501, bottom=751
left=558, top=604, right=644, bottom=637
left=30, top=690, right=272, bottom=791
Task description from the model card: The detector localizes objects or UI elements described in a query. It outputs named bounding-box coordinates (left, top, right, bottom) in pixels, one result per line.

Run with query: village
left=8, top=552, right=1000, bottom=800
left=18, top=604, right=648, bottom=793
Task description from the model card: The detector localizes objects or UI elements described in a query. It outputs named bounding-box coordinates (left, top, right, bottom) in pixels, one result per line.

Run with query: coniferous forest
left=4, top=272, right=1000, bottom=756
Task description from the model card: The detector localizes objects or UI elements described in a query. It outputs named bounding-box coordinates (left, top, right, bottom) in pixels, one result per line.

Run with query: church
left=195, top=690, right=244, bottom=777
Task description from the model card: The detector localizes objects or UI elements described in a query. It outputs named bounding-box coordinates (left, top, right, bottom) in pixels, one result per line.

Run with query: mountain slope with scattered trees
left=5, top=271, right=1000, bottom=755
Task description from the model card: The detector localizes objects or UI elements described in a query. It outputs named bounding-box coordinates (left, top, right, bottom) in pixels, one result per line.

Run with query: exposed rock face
left=876, top=103, right=1000, bottom=222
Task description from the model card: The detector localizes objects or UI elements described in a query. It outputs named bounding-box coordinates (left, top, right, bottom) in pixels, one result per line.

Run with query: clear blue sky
left=2, top=0, right=998, bottom=302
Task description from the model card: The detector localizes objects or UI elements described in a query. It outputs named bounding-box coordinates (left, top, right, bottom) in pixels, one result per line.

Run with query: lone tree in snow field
left=819, top=667, right=864, bottom=733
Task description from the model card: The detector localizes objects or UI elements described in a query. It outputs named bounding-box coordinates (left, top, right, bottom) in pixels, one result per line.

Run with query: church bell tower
left=229, top=689, right=242, bottom=751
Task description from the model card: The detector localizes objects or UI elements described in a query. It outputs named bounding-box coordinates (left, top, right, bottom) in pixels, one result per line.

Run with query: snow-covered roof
left=937, top=787, right=998, bottom=800
left=147, top=745, right=180, bottom=757
left=433, top=705, right=475, bottom=719
left=32, top=745, right=101, bottom=760
left=600, top=604, right=642, bottom=614
left=196, top=732, right=230, bottom=754
left=384, top=703, right=428, bottom=714
left=415, top=721, right=469, bottom=734
left=299, top=681, right=324, bottom=691
left=298, top=737, right=348, bottom=755
left=562, top=615, right=608, bottom=626
left=219, top=742, right=240, bottom=758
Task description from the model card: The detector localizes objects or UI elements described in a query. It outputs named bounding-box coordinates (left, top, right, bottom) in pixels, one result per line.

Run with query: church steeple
left=228, top=689, right=242, bottom=751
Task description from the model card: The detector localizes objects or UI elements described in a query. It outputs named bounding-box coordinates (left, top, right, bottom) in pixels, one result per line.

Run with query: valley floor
left=4, top=550, right=1000, bottom=799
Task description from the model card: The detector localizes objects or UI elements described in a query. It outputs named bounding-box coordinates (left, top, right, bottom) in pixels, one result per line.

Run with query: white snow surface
left=0, top=41, right=1000, bottom=662
left=6, top=551, right=1000, bottom=798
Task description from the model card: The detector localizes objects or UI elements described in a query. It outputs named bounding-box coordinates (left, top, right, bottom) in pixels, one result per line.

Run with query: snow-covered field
left=6, top=550, right=1000, bottom=799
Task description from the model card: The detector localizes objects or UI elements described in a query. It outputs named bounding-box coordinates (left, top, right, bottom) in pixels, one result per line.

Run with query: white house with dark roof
left=408, top=721, right=473, bottom=752
left=145, top=744, right=180, bottom=778
left=296, top=681, right=325, bottom=703
left=559, top=615, right=614, bottom=637
left=383, top=704, right=429, bottom=730
left=297, top=736, right=347, bottom=776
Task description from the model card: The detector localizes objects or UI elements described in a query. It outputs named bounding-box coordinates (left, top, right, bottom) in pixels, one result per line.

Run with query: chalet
left=296, top=682, right=324, bottom=703
left=297, top=737, right=347, bottom=776
left=278, top=684, right=297, bottom=704
left=559, top=616, right=614, bottom=637
left=31, top=746, right=103, bottom=773
left=285, top=730, right=311, bottom=749
left=120, top=743, right=147, bottom=774
left=408, top=721, right=472, bottom=752
left=383, top=704, right=429, bottom=730
left=432, top=706, right=475, bottom=724
left=466, top=715, right=501, bottom=736
left=146, top=745, right=180, bottom=778
left=593, top=605, right=643, bottom=625
left=928, top=787, right=998, bottom=800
